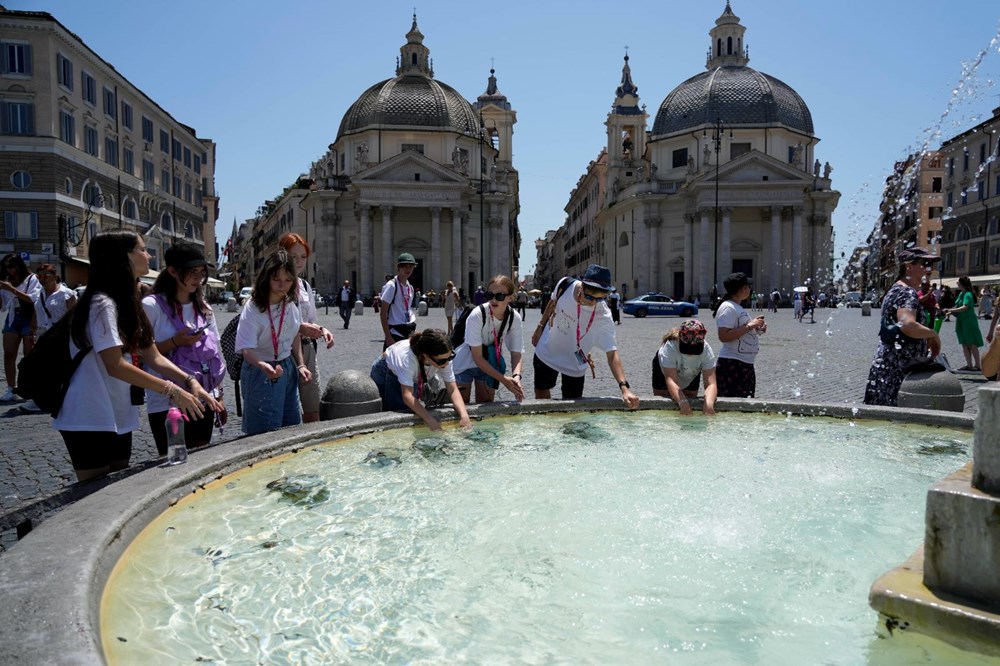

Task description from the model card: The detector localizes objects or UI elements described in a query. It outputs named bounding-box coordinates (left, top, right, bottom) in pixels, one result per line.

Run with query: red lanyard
left=415, top=350, right=425, bottom=397
left=489, top=305, right=503, bottom=364
left=398, top=278, right=411, bottom=312
left=576, top=302, right=597, bottom=351
left=267, top=300, right=287, bottom=361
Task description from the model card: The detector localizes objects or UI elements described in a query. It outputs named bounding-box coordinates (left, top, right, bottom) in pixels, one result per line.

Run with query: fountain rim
left=0, top=398, right=973, bottom=665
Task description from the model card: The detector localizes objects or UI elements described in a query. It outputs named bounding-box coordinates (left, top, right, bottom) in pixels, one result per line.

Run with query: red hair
left=278, top=232, right=311, bottom=256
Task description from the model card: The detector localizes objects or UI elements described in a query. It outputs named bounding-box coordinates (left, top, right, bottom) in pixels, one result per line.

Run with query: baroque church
left=298, top=16, right=519, bottom=298
left=591, top=2, right=839, bottom=301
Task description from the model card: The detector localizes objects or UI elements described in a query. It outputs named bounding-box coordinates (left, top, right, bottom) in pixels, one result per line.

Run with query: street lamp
left=705, top=117, right=730, bottom=296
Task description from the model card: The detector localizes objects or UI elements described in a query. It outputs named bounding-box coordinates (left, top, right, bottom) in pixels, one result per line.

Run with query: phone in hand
left=187, top=324, right=208, bottom=335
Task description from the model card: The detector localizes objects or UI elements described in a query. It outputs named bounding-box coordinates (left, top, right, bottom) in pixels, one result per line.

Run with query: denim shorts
left=2, top=311, right=32, bottom=336
left=240, top=357, right=301, bottom=436
left=454, top=365, right=490, bottom=386
left=370, top=355, right=415, bottom=412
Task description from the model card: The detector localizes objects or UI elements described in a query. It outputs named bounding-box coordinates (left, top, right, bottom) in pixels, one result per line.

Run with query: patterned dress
left=863, top=283, right=927, bottom=407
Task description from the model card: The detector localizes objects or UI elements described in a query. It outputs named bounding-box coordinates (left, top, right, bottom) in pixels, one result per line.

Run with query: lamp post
left=707, top=117, right=729, bottom=295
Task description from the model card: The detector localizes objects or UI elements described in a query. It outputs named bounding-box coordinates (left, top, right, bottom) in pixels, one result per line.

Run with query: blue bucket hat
left=580, top=264, right=613, bottom=292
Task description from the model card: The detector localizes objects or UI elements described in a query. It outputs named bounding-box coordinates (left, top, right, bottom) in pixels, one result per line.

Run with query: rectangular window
left=161, top=169, right=170, bottom=193
left=992, top=246, right=1000, bottom=266
left=961, top=190, right=968, bottom=206
left=123, top=147, right=133, bottom=174
left=121, top=101, right=132, bottom=130
left=1, top=42, right=32, bottom=75
left=981, top=143, right=987, bottom=164
left=947, top=191, right=954, bottom=209
left=928, top=206, right=942, bottom=219
left=672, top=148, right=688, bottom=169
left=195, top=188, right=203, bottom=206
left=160, top=129, right=169, bottom=153
left=183, top=146, right=191, bottom=167
left=0, top=101, right=34, bottom=135
left=84, top=126, right=98, bottom=156
left=932, top=177, right=942, bottom=193
left=730, top=142, right=751, bottom=159
left=172, top=138, right=181, bottom=161
left=142, top=159, right=155, bottom=186
left=103, top=87, right=116, bottom=118
left=81, top=72, right=96, bottom=105
left=401, top=143, right=424, bottom=154
left=173, top=175, right=181, bottom=196
left=59, top=111, right=75, bottom=145
left=194, top=155, right=201, bottom=174
left=963, top=151, right=969, bottom=171
left=948, top=157, right=955, bottom=176
left=184, top=182, right=192, bottom=203
left=958, top=250, right=966, bottom=269
left=979, top=181, right=986, bottom=201
left=57, top=53, right=73, bottom=89
left=104, top=137, right=118, bottom=167
left=3, top=211, right=39, bottom=240
left=974, top=248, right=982, bottom=267
left=142, top=116, right=153, bottom=143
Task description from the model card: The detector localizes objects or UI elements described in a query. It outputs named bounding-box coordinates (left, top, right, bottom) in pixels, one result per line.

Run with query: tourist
left=943, top=276, right=983, bottom=372
left=369, top=328, right=472, bottom=431
left=443, top=280, right=461, bottom=337
left=531, top=264, right=639, bottom=408
left=472, top=285, right=487, bottom=306
left=939, top=285, right=956, bottom=321
left=53, top=231, right=220, bottom=481
left=336, top=279, right=356, bottom=329
left=514, top=286, right=528, bottom=320
left=235, top=250, right=312, bottom=435
left=32, top=263, right=76, bottom=338
left=453, top=274, right=525, bottom=404
left=917, top=279, right=938, bottom=327
left=979, top=287, right=994, bottom=320
left=653, top=319, right=717, bottom=416
left=379, top=254, right=418, bottom=350
left=279, top=233, right=334, bottom=423
left=608, top=289, right=622, bottom=325
left=715, top=272, right=767, bottom=398
left=142, top=243, right=227, bottom=454
left=0, top=254, right=42, bottom=402
left=863, top=248, right=942, bottom=406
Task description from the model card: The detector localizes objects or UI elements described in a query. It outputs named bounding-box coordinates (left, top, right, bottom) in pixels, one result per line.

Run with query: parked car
left=238, top=287, right=253, bottom=305
left=844, top=291, right=863, bottom=308
left=221, top=290, right=234, bottom=303
left=622, top=293, right=699, bottom=318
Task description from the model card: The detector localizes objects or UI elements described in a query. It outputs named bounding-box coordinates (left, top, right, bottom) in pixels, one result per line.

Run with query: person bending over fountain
left=370, top=328, right=472, bottom=432
left=652, top=319, right=718, bottom=416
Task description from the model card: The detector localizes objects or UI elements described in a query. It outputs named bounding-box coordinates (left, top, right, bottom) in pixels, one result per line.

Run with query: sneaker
left=0, top=388, right=15, bottom=402
left=19, top=399, right=42, bottom=413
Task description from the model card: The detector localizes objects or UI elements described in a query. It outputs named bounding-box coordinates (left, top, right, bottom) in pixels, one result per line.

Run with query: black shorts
left=148, top=409, right=216, bottom=456
left=651, top=353, right=700, bottom=393
left=532, top=354, right=585, bottom=399
left=59, top=430, right=132, bottom=470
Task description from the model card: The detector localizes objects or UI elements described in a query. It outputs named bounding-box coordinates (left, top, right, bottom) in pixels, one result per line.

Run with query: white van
left=238, top=287, right=253, bottom=305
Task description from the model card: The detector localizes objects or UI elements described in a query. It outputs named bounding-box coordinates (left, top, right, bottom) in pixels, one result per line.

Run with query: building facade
left=561, top=149, right=607, bottom=283
left=0, top=7, right=218, bottom=285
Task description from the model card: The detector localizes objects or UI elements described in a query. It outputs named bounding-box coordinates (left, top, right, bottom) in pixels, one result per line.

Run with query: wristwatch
left=618, top=380, right=630, bottom=389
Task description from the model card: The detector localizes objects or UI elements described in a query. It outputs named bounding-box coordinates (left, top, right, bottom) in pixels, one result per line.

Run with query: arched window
left=619, top=231, right=629, bottom=247
left=161, top=212, right=172, bottom=232
left=716, top=38, right=722, bottom=56
left=958, top=225, right=971, bottom=241
left=411, top=53, right=417, bottom=66
left=727, top=36, right=733, bottom=55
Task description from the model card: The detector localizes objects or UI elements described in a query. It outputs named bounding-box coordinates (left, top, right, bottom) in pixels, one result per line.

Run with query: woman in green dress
left=945, top=276, right=984, bottom=370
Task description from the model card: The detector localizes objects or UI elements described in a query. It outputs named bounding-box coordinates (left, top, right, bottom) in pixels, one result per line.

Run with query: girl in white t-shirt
left=235, top=250, right=312, bottom=436
left=369, top=328, right=471, bottom=431
left=1, top=253, right=42, bottom=402
left=53, top=231, right=221, bottom=482
left=715, top=272, right=767, bottom=398
left=280, top=233, right=334, bottom=423
left=452, top=274, right=525, bottom=404
left=652, top=319, right=718, bottom=416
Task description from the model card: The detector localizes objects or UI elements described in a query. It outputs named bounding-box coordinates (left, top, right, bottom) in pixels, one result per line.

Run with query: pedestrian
left=943, top=276, right=984, bottom=372
left=31, top=263, right=76, bottom=338
left=369, top=328, right=472, bottom=431
left=234, top=250, right=313, bottom=435
left=337, top=279, right=357, bottom=330
left=715, top=272, right=767, bottom=398
left=979, top=287, right=994, bottom=320
left=379, top=254, right=418, bottom=350
left=608, top=289, right=621, bottom=324
left=279, top=233, right=334, bottom=423
left=443, top=280, right=461, bottom=337
left=770, top=288, right=780, bottom=313
left=939, top=286, right=956, bottom=321
left=473, top=285, right=487, bottom=306
left=652, top=319, right=718, bottom=416
left=792, top=291, right=802, bottom=320
left=863, top=247, right=942, bottom=406
left=514, top=286, right=528, bottom=320
left=0, top=254, right=42, bottom=402
left=53, top=231, right=220, bottom=481
left=453, top=274, right=525, bottom=404
left=142, top=243, right=228, bottom=455
left=531, top=264, right=639, bottom=408
left=917, top=278, right=938, bottom=327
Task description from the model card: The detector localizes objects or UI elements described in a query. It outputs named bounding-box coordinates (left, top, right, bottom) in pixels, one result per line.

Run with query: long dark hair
left=1, top=253, right=30, bottom=285
left=72, top=230, right=153, bottom=352
left=152, top=260, right=210, bottom=318
left=251, top=250, right=298, bottom=312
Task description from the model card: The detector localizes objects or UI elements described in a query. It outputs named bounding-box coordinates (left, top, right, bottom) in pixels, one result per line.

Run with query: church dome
left=651, top=65, right=813, bottom=137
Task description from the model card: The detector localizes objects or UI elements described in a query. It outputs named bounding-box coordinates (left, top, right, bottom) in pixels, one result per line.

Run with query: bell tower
left=476, top=67, right=516, bottom=166
left=706, top=1, right=749, bottom=69
left=605, top=52, right=648, bottom=176
left=396, top=13, right=433, bottom=77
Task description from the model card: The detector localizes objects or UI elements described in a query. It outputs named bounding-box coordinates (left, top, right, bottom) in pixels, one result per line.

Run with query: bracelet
left=512, top=373, right=521, bottom=379
left=183, top=374, right=197, bottom=387
left=297, top=364, right=307, bottom=370
left=678, top=397, right=689, bottom=404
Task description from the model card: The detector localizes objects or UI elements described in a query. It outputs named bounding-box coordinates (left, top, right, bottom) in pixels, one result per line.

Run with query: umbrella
left=793, top=286, right=809, bottom=293
left=528, top=289, right=542, bottom=295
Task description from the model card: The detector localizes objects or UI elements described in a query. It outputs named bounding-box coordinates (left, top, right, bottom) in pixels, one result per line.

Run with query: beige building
left=562, top=150, right=608, bottom=282
left=0, top=6, right=218, bottom=285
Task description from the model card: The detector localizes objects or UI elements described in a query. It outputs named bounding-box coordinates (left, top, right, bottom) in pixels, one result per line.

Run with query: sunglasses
left=581, top=291, right=608, bottom=303
left=488, top=291, right=512, bottom=301
left=430, top=352, right=456, bottom=366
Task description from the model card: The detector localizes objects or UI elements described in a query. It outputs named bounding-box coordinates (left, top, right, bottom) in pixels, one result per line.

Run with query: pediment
left=692, top=150, right=812, bottom=186
left=354, top=151, right=468, bottom=185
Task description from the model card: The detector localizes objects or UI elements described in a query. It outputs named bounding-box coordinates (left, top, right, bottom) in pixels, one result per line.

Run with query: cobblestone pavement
left=1, top=302, right=992, bottom=526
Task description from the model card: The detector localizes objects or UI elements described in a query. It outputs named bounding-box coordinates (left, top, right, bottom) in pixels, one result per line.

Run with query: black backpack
left=451, top=304, right=513, bottom=349
left=15, top=312, right=89, bottom=417
left=219, top=316, right=244, bottom=416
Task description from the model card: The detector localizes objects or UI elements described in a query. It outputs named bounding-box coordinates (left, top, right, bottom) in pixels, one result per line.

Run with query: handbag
left=481, top=342, right=507, bottom=389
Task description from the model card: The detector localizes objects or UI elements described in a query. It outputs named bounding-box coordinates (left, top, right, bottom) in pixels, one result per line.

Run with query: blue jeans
left=370, top=356, right=415, bottom=412
left=339, top=304, right=352, bottom=327
left=240, top=357, right=301, bottom=435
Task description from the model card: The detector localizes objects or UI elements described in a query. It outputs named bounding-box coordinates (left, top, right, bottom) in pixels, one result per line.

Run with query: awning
left=206, top=277, right=225, bottom=288
left=139, top=268, right=160, bottom=285
left=939, top=274, right=1000, bottom=288
left=66, top=256, right=90, bottom=265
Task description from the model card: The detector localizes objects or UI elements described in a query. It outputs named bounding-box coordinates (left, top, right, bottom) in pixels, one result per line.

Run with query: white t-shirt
left=657, top=339, right=717, bottom=388
left=715, top=300, right=759, bottom=364
left=141, top=295, right=221, bottom=414
left=340, top=286, right=352, bottom=304
left=2, top=273, right=42, bottom=327
left=452, top=304, right=524, bottom=374
left=535, top=279, right=617, bottom=377
left=34, top=284, right=76, bottom=335
left=234, top=299, right=302, bottom=363
left=53, top=293, right=139, bottom=434
left=298, top=278, right=317, bottom=324
left=380, top=278, right=416, bottom=326
left=384, top=339, right=456, bottom=387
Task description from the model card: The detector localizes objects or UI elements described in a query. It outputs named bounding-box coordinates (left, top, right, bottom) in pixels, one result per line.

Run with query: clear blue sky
left=12, top=0, right=1000, bottom=278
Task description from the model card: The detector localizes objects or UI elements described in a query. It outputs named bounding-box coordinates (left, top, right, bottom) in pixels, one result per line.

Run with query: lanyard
left=576, top=302, right=597, bottom=351
left=267, top=300, right=287, bottom=361
left=397, top=278, right=411, bottom=313
left=415, top=352, right=426, bottom=398
left=488, top=305, right=503, bottom=364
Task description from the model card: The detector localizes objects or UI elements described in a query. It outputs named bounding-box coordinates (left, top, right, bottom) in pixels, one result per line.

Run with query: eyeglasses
left=581, top=291, right=608, bottom=303
left=430, top=352, right=456, bottom=366
left=917, top=260, right=936, bottom=267
left=488, top=291, right=512, bottom=301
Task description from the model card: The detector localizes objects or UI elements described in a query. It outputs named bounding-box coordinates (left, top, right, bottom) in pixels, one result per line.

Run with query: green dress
left=954, top=290, right=984, bottom=346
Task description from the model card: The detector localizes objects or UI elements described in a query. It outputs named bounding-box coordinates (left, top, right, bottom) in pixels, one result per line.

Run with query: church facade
left=561, top=3, right=840, bottom=301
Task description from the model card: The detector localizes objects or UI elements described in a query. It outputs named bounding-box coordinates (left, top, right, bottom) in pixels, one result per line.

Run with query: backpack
left=451, top=304, right=513, bottom=349
left=219, top=316, right=244, bottom=416
left=151, top=295, right=226, bottom=391
left=15, top=312, right=89, bottom=417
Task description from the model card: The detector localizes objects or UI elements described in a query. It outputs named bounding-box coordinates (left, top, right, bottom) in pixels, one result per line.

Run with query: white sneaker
left=0, top=388, right=15, bottom=402
left=19, top=399, right=42, bottom=413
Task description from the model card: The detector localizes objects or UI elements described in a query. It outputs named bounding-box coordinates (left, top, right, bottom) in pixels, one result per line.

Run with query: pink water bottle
left=165, top=407, right=188, bottom=465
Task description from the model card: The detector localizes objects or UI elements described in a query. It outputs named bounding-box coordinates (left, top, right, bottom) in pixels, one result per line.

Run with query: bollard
left=354, top=299, right=364, bottom=316
left=896, top=365, right=965, bottom=412
left=226, top=297, right=238, bottom=313
left=861, top=301, right=872, bottom=316
left=319, top=369, right=383, bottom=420
left=417, top=300, right=429, bottom=316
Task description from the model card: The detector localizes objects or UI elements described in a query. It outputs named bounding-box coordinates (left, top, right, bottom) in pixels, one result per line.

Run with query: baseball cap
left=164, top=242, right=207, bottom=269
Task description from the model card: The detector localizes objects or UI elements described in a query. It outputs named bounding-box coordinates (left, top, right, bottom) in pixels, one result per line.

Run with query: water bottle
left=165, top=407, right=188, bottom=466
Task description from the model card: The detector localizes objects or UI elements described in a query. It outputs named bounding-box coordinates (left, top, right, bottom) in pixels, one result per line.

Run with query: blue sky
left=12, top=0, right=1000, bottom=278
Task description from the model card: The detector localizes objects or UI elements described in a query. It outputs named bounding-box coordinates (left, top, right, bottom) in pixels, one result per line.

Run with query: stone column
left=430, top=206, right=441, bottom=291
left=791, top=206, right=803, bottom=287
left=633, top=215, right=648, bottom=294
left=647, top=217, right=661, bottom=293
left=381, top=205, right=393, bottom=279
left=699, top=210, right=711, bottom=301
left=460, top=212, right=470, bottom=292
left=450, top=207, right=462, bottom=287
left=683, top=214, right=694, bottom=301
left=359, top=206, right=371, bottom=296
left=499, top=205, right=510, bottom=276
left=720, top=207, right=732, bottom=282
left=770, top=206, right=782, bottom=292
